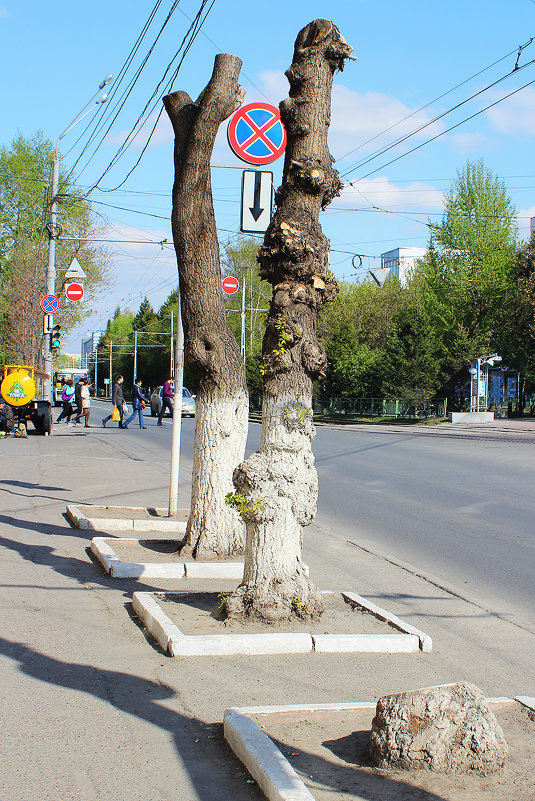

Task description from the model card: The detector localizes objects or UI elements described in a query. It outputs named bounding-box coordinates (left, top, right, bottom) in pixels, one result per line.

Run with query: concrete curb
left=342, top=591, right=433, bottom=652
left=224, top=696, right=523, bottom=801
left=91, top=537, right=245, bottom=579
left=224, top=709, right=316, bottom=801
left=66, top=504, right=188, bottom=534
left=131, top=590, right=428, bottom=657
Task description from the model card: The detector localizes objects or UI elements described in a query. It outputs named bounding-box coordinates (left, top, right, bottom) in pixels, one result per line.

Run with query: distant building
left=366, top=246, right=427, bottom=288
left=381, top=247, right=427, bottom=286
left=81, top=331, right=103, bottom=368
left=530, top=216, right=535, bottom=236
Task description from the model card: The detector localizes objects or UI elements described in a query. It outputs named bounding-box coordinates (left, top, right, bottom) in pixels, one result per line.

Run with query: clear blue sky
left=2, top=0, right=535, bottom=351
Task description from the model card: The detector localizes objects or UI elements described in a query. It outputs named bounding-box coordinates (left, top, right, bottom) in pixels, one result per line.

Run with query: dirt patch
left=109, top=540, right=243, bottom=564
left=154, top=592, right=398, bottom=635
left=249, top=703, right=534, bottom=801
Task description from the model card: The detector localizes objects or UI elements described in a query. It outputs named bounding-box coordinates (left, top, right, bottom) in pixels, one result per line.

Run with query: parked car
left=150, top=385, right=196, bottom=417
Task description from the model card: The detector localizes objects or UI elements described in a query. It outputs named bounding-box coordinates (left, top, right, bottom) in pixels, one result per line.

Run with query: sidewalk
left=1, top=427, right=534, bottom=800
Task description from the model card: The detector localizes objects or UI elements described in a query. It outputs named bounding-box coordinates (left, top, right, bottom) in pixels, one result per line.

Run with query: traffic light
left=50, top=324, right=61, bottom=355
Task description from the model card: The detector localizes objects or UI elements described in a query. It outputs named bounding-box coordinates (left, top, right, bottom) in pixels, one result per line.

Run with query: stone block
left=369, top=681, right=508, bottom=774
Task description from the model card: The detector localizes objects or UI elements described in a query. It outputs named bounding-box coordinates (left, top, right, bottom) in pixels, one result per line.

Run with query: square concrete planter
left=224, top=696, right=534, bottom=801
left=66, top=504, right=189, bottom=534
left=132, top=589, right=431, bottom=657
left=91, top=537, right=244, bottom=579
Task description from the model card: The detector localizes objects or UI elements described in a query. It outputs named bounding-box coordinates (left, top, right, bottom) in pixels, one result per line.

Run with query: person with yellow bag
left=102, top=375, right=126, bottom=428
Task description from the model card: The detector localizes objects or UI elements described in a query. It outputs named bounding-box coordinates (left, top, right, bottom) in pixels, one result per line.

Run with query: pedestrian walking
left=56, top=379, right=75, bottom=423
left=74, top=377, right=84, bottom=418
left=0, top=400, right=14, bottom=434
left=123, top=378, right=150, bottom=429
left=157, top=377, right=174, bottom=426
left=73, top=379, right=91, bottom=427
left=102, top=375, right=126, bottom=428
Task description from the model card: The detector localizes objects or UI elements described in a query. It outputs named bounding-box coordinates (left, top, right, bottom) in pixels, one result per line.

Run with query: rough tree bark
left=163, top=55, right=248, bottom=559
left=225, top=21, right=352, bottom=621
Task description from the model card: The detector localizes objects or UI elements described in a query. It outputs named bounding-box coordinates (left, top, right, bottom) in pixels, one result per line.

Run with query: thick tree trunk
left=163, top=55, right=248, bottom=559
left=226, top=21, right=352, bottom=621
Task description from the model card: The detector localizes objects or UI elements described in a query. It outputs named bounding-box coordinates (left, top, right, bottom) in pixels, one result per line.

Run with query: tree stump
left=369, top=681, right=508, bottom=774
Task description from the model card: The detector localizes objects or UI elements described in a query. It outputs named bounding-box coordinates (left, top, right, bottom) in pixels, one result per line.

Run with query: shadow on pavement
left=0, top=637, right=262, bottom=801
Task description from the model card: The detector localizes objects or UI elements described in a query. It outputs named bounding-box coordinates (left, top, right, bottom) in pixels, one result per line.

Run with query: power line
left=335, top=42, right=529, bottom=165
left=342, top=51, right=535, bottom=180
left=82, top=0, right=216, bottom=196
left=353, top=74, right=535, bottom=182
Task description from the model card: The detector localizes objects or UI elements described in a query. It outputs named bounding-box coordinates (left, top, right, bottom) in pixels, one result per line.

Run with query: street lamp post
left=42, top=75, right=112, bottom=402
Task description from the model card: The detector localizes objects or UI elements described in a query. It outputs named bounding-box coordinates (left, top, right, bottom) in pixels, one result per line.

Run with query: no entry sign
left=227, top=103, right=286, bottom=165
left=222, top=275, right=239, bottom=295
left=65, top=282, right=84, bottom=302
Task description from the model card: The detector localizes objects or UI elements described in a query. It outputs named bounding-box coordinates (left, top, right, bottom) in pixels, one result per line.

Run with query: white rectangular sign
left=240, top=170, right=273, bottom=234
left=43, top=313, right=54, bottom=334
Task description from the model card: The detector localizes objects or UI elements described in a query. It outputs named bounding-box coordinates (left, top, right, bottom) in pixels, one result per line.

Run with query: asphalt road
left=93, top=400, right=535, bottom=628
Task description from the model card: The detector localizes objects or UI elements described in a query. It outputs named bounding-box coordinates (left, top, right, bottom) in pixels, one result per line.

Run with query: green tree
left=0, top=132, right=109, bottom=365
left=318, top=278, right=406, bottom=397
left=421, top=159, right=518, bottom=397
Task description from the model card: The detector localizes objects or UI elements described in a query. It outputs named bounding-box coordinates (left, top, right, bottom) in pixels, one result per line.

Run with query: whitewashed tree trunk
left=187, top=391, right=248, bottom=558
left=164, top=56, right=248, bottom=558
left=226, top=21, right=353, bottom=621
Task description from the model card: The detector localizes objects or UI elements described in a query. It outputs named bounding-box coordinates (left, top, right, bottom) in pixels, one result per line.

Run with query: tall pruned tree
left=163, top=55, right=248, bottom=558
left=226, top=20, right=352, bottom=622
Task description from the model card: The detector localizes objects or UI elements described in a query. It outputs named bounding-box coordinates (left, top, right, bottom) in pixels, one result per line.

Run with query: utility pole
left=133, top=331, right=138, bottom=383
left=95, top=346, right=98, bottom=396
left=170, top=313, right=174, bottom=376
left=42, top=156, right=59, bottom=402
left=109, top=341, right=113, bottom=398
left=240, top=275, right=246, bottom=367
left=169, top=300, right=184, bottom=517
left=42, top=76, right=112, bottom=403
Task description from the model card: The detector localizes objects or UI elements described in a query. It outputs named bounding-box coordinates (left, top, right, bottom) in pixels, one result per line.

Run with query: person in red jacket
left=157, top=378, right=174, bottom=426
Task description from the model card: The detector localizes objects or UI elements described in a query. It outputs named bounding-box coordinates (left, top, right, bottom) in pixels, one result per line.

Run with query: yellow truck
left=0, top=365, right=53, bottom=435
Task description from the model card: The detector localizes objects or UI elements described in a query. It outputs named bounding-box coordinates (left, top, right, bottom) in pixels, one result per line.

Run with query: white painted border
left=66, top=504, right=189, bottom=533
left=224, top=696, right=522, bottom=801
left=91, top=537, right=244, bottom=579
left=342, top=591, right=432, bottom=652
left=131, top=591, right=427, bottom=657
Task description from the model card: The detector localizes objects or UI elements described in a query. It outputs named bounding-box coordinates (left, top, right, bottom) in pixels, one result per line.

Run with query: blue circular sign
left=41, top=294, right=59, bottom=313
left=228, top=102, right=286, bottom=165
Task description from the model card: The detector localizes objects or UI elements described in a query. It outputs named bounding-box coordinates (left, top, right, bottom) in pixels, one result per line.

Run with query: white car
left=150, top=385, right=196, bottom=417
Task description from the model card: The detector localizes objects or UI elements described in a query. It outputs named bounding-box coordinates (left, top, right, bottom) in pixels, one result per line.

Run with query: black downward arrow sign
left=249, top=172, right=264, bottom=221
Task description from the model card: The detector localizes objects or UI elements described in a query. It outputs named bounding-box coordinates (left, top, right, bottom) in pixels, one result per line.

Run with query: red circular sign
left=227, top=102, right=286, bottom=165
left=222, top=276, right=239, bottom=295
left=65, top=282, right=84, bottom=302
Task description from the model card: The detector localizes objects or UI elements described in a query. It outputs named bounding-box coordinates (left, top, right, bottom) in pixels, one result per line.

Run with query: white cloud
left=450, top=131, right=495, bottom=153
left=334, top=175, right=444, bottom=212
left=517, top=205, right=535, bottom=239
left=252, top=71, right=444, bottom=166
left=486, top=87, right=535, bottom=135
left=106, top=111, right=174, bottom=149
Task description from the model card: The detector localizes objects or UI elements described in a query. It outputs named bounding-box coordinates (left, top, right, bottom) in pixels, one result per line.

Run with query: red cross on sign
left=227, top=103, right=286, bottom=165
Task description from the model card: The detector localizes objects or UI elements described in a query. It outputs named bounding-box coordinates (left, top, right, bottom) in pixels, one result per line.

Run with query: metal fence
left=249, top=396, right=448, bottom=419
